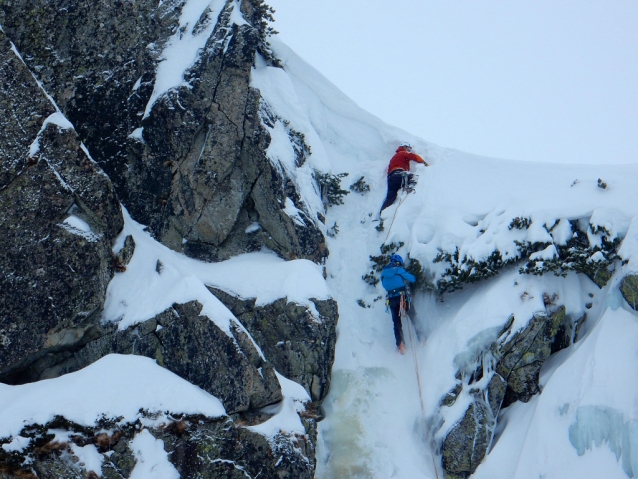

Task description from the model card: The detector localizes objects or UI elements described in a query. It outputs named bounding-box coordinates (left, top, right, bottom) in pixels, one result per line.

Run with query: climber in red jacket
left=380, top=142, right=428, bottom=213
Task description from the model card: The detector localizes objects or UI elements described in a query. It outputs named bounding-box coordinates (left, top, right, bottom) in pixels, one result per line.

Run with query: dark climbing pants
left=380, top=170, right=412, bottom=212
left=388, top=295, right=404, bottom=347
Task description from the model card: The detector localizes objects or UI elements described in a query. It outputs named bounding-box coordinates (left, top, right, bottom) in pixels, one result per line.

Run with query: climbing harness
left=399, top=292, right=441, bottom=479
left=401, top=171, right=418, bottom=194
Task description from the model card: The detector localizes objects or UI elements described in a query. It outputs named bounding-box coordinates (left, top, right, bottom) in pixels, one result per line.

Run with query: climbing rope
left=382, top=190, right=408, bottom=245
left=401, top=296, right=426, bottom=414
left=400, top=296, right=441, bottom=479
left=382, top=172, right=417, bottom=245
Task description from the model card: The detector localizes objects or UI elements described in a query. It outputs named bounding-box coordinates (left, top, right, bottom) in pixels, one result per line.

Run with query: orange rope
left=401, top=297, right=440, bottom=479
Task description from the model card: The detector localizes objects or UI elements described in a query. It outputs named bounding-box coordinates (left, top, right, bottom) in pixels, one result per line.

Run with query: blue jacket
left=381, top=265, right=415, bottom=292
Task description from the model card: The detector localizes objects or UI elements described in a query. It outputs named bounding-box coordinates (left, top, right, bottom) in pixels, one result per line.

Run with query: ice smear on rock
left=569, top=406, right=638, bottom=478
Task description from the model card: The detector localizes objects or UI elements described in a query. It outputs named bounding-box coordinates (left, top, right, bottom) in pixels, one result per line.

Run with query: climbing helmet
left=390, top=254, right=404, bottom=265
left=399, top=142, right=412, bottom=151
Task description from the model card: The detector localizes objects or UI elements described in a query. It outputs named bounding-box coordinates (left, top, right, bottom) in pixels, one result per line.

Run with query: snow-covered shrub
left=349, top=176, right=370, bottom=194
left=508, top=216, right=532, bottom=230
left=362, top=242, right=404, bottom=287
left=314, top=171, right=350, bottom=207
left=405, top=257, right=430, bottom=291
left=288, top=129, right=311, bottom=167
left=519, top=221, right=620, bottom=287
left=244, top=0, right=281, bottom=65
left=434, top=249, right=510, bottom=293
left=434, top=218, right=622, bottom=293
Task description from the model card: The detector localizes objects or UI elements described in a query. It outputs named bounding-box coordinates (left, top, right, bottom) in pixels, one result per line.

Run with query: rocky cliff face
left=0, top=0, right=326, bottom=263
left=0, top=30, right=123, bottom=384
left=0, top=0, right=336, bottom=476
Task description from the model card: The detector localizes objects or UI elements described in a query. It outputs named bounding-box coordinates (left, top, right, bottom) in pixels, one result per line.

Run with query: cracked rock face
left=0, top=32, right=123, bottom=383
left=210, top=288, right=339, bottom=403
left=71, top=301, right=283, bottom=414
left=0, top=0, right=327, bottom=264
left=0, top=1, right=337, bottom=476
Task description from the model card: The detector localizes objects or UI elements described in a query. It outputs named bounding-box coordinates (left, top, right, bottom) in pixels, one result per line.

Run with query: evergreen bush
left=349, top=176, right=370, bottom=194
left=314, top=171, right=350, bottom=207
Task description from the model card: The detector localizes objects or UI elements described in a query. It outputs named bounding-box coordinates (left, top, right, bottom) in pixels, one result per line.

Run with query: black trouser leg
left=380, top=171, right=404, bottom=212
left=389, top=296, right=404, bottom=347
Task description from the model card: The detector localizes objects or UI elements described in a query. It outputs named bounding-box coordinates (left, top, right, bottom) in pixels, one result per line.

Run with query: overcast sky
left=266, top=0, right=638, bottom=165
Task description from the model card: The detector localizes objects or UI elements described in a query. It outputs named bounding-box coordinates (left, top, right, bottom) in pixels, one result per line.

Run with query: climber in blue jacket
left=380, top=254, right=415, bottom=354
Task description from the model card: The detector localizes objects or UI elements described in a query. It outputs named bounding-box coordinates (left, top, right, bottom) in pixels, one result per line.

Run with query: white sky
left=266, top=0, right=638, bottom=165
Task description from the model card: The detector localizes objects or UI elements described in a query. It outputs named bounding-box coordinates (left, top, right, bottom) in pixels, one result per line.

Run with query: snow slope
left=253, top=36, right=638, bottom=478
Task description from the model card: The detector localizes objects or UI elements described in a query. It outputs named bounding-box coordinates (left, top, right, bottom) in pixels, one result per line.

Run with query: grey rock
left=620, top=274, right=638, bottom=311
left=1, top=0, right=327, bottom=264
left=486, top=373, right=507, bottom=417
left=495, top=306, right=566, bottom=406
left=209, top=288, right=339, bottom=402
left=0, top=32, right=122, bottom=384
left=440, top=306, right=573, bottom=478
left=0, top=0, right=335, bottom=473
left=168, top=418, right=316, bottom=479
left=441, top=402, right=489, bottom=478
left=72, top=301, right=282, bottom=414
left=115, top=235, right=136, bottom=268
left=441, top=374, right=506, bottom=478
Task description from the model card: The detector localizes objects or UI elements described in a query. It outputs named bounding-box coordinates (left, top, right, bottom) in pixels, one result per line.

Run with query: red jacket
left=387, top=147, right=426, bottom=174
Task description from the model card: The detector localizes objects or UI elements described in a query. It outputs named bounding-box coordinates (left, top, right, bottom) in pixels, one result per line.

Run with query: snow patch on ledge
left=69, top=443, right=104, bottom=477
left=0, top=354, right=225, bottom=440
left=283, top=197, right=306, bottom=226
left=129, top=429, right=180, bottom=479
left=128, top=127, right=145, bottom=142
left=248, top=372, right=310, bottom=438
left=59, top=215, right=101, bottom=242
left=104, top=206, right=330, bottom=333
left=245, top=222, right=261, bottom=234
left=2, top=435, right=30, bottom=453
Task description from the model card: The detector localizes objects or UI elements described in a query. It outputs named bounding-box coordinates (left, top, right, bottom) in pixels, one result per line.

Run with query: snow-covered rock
left=0, top=1, right=337, bottom=476
left=2, top=0, right=638, bottom=477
